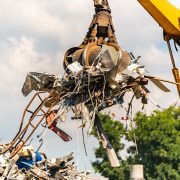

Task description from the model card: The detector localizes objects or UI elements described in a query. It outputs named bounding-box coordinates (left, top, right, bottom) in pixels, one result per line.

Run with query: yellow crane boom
left=138, top=0, right=180, bottom=97
left=138, top=0, right=180, bottom=44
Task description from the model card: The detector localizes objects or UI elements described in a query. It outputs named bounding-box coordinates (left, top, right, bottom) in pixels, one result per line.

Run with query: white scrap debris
left=67, top=61, right=83, bottom=74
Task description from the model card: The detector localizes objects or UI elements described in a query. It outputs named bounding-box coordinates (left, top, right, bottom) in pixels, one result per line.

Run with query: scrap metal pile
left=0, top=145, right=89, bottom=180
left=1, top=0, right=179, bottom=179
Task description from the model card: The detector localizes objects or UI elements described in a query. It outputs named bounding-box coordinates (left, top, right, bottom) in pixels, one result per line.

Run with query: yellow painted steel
left=172, top=68, right=180, bottom=97
left=138, top=0, right=180, bottom=37
left=138, top=0, right=180, bottom=98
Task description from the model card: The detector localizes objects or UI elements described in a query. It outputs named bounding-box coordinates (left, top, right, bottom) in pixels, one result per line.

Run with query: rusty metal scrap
left=0, top=145, right=90, bottom=180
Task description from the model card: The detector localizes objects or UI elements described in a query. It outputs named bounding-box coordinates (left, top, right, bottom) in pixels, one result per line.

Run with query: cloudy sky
left=0, top=0, right=179, bottom=178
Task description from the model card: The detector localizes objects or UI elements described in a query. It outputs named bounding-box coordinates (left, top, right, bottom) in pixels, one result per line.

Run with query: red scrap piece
left=46, top=111, right=72, bottom=142
left=121, top=116, right=128, bottom=121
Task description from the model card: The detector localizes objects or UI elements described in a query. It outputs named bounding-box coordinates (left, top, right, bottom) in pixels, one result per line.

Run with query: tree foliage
left=92, top=106, right=180, bottom=180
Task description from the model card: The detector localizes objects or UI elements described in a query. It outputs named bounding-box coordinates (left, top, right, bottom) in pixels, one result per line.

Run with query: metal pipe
left=166, top=40, right=180, bottom=97
left=167, top=40, right=176, bottom=68
left=130, top=165, right=144, bottom=180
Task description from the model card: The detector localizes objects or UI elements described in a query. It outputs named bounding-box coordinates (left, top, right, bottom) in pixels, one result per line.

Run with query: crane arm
left=138, top=0, right=180, bottom=97
left=138, top=0, right=180, bottom=45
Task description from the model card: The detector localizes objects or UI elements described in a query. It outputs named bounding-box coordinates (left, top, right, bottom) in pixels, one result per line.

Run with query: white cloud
left=168, top=0, right=180, bottom=8
left=0, top=0, right=66, bottom=37
left=0, top=0, right=93, bottom=47
left=0, top=36, right=62, bottom=91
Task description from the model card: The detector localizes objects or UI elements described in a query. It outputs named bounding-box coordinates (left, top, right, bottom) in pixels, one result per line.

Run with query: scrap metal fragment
left=0, top=148, right=90, bottom=180
left=95, top=115, right=120, bottom=167
left=22, top=72, right=57, bottom=96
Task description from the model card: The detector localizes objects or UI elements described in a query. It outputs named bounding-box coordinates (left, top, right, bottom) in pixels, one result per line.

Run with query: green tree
left=92, top=106, right=180, bottom=180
